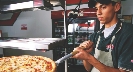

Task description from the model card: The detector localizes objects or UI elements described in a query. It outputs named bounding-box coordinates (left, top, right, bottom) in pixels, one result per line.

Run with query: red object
left=41, top=49, right=46, bottom=52
left=106, top=44, right=114, bottom=50
left=131, top=60, right=133, bottom=63
left=0, top=30, right=2, bottom=37
left=21, top=24, right=27, bottom=30
left=34, top=0, right=43, bottom=6
left=78, top=21, right=95, bottom=27
left=51, top=8, right=97, bottom=19
left=0, top=12, right=21, bottom=26
left=66, top=0, right=88, bottom=5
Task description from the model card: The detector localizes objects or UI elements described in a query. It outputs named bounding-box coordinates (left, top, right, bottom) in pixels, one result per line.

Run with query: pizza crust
left=43, top=57, right=57, bottom=72
left=0, top=55, right=57, bottom=72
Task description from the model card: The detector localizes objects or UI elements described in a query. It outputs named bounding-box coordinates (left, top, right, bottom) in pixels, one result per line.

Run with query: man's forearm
left=86, top=54, right=124, bottom=72
left=83, top=60, right=93, bottom=72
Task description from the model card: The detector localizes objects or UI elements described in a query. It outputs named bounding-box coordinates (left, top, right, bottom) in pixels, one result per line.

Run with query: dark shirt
left=89, top=20, right=133, bottom=71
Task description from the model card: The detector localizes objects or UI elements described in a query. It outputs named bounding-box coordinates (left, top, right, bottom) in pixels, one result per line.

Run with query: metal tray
left=0, top=38, right=66, bottom=50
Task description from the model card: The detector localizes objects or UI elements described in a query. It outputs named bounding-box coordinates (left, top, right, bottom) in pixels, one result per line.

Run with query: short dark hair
left=110, top=1, right=121, bottom=14
left=111, top=1, right=117, bottom=6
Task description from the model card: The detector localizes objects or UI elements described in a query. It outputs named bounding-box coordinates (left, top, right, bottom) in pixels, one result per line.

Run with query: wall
left=0, top=4, right=89, bottom=38
left=121, top=0, right=133, bottom=23
left=0, top=11, right=52, bottom=38
left=121, top=0, right=133, bottom=15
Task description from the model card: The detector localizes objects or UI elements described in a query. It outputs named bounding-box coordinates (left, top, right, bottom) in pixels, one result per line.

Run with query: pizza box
left=0, top=37, right=66, bottom=51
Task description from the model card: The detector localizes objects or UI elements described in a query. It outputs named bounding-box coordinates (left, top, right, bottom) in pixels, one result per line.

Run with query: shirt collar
left=98, top=19, right=122, bottom=36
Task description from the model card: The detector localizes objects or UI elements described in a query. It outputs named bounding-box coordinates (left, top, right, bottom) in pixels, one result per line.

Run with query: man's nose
left=96, top=9, right=102, bottom=16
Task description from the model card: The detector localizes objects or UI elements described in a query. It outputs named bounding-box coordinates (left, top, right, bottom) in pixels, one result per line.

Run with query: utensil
left=55, top=40, right=93, bottom=66
left=55, top=50, right=79, bottom=66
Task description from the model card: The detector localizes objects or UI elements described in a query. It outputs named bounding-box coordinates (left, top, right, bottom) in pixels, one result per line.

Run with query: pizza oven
left=0, top=37, right=66, bottom=60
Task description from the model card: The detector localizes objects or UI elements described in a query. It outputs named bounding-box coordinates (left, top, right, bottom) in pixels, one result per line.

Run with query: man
left=72, top=0, right=133, bottom=72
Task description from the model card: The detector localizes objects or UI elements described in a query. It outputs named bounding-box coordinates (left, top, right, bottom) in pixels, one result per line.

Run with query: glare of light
left=7, top=1, right=33, bottom=11
left=50, top=1, right=60, bottom=6
left=68, top=24, right=78, bottom=32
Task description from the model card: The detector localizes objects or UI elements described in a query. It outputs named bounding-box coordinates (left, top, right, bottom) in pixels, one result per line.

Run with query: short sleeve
left=118, top=36, right=133, bottom=71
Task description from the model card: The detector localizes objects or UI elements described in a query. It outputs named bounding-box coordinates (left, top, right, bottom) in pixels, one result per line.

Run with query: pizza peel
left=55, top=40, right=93, bottom=66
left=55, top=49, right=79, bottom=66
left=50, top=50, right=80, bottom=72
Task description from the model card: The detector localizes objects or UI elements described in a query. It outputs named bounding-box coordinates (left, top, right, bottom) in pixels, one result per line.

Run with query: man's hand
left=72, top=47, right=92, bottom=60
left=77, top=40, right=94, bottom=53
left=72, top=40, right=94, bottom=60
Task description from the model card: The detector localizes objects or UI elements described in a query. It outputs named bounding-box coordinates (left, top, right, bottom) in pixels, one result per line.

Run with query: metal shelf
left=0, top=38, right=66, bottom=50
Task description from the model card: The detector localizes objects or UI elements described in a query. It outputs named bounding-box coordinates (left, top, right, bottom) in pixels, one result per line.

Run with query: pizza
left=0, top=55, right=56, bottom=72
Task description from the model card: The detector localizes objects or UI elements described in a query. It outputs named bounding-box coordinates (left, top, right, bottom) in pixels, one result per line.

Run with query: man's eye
left=102, top=6, right=106, bottom=9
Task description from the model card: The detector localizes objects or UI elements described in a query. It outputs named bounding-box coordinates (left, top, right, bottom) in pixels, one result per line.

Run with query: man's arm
left=78, top=40, right=94, bottom=72
left=83, top=60, right=93, bottom=72
left=87, top=54, right=128, bottom=72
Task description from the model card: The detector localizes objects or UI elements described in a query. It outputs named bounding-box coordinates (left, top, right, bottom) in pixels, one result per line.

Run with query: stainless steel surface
left=0, top=38, right=66, bottom=50
left=3, top=48, right=53, bottom=59
left=63, top=0, right=67, bottom=72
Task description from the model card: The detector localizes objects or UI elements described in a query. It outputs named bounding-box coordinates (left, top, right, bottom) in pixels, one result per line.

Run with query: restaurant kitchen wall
left=121, top=0, right=133, bottom=24
left=121, top=0, right=133, bottom=15
left=0, top=11, right=52, bottom=38
left=0, top=4, right=89, bottom=38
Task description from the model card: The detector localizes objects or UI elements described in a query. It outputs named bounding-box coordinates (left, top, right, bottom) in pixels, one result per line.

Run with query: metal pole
left=63, top=1, right=67, bottom=39
left=63, top=0, right=68, bottom=72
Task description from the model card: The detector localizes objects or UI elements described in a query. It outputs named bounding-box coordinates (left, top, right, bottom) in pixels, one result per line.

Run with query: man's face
left=95, top=2, right=119, bottom=24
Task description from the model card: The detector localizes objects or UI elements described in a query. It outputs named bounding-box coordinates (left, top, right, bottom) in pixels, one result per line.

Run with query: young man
left=72, top=0, right=133, bottom=72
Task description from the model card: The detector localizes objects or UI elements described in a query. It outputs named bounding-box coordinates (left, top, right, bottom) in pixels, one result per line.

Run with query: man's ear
left=115, top=2, right=121, bottom=12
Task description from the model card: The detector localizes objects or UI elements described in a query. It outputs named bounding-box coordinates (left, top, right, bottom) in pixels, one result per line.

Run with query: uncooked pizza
left=0, top=55, right=56, bottom=72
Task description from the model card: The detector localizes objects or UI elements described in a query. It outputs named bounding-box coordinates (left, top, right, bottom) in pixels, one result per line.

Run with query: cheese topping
left=0, top=55, right=54, bottom=72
